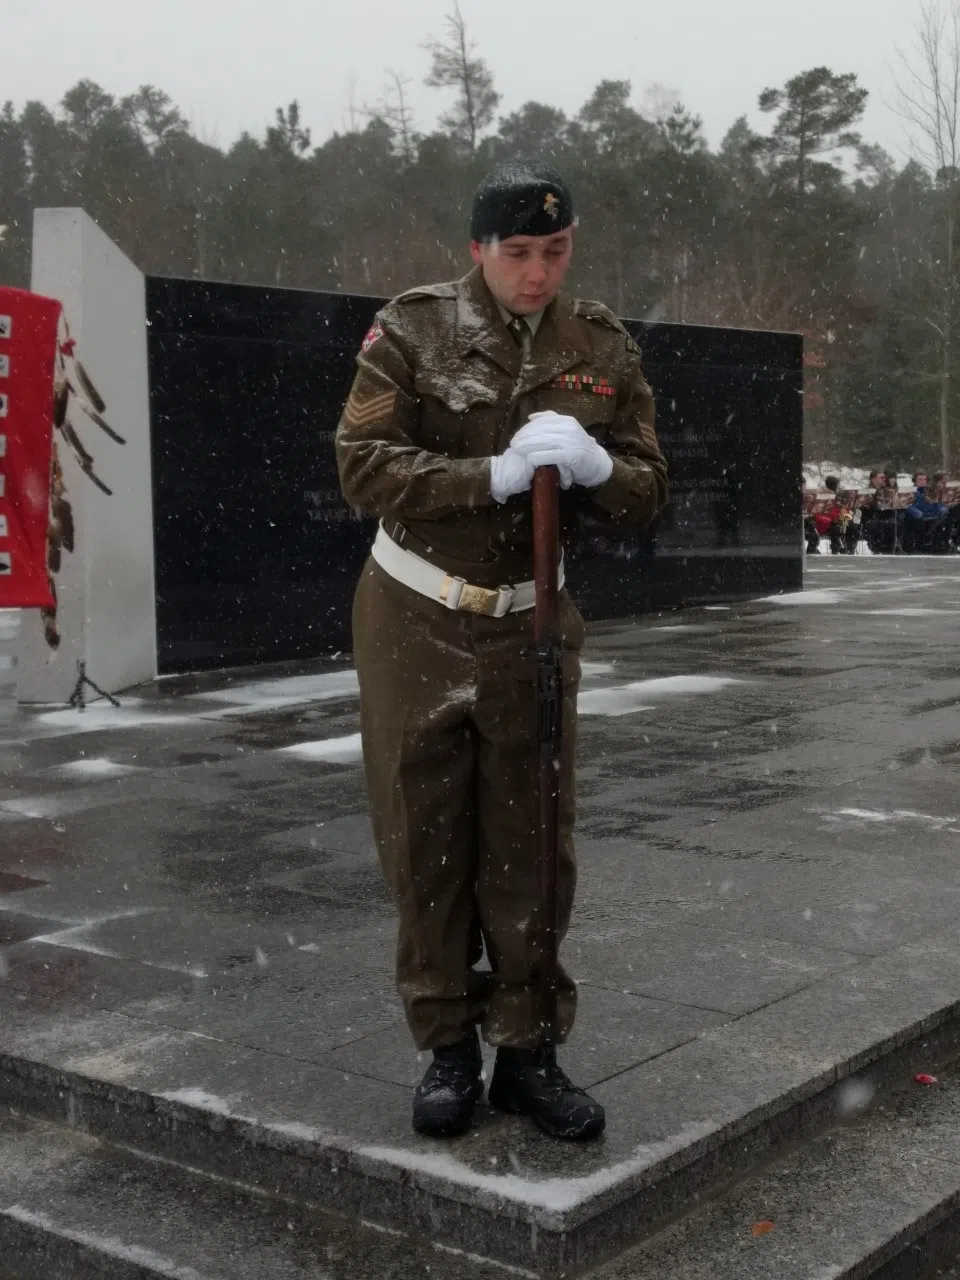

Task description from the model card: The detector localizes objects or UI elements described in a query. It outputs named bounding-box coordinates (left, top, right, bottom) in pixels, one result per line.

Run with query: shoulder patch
left=573, top=298, right=628, bottom=334
left=360, top=319, right=384, bottom=353
left=395, top=280, right=458, bottom=304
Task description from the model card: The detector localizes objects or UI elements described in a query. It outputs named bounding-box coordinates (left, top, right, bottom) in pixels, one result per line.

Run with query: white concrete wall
left=18, top=209, right=157, bottom=702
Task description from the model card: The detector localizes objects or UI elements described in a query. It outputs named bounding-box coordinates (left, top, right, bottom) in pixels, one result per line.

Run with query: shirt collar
left=495, top=300, right=545, bottom=337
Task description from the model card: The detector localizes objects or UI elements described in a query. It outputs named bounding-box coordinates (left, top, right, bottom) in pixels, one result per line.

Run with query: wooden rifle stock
left=532, top=465, right=562, bottom=1045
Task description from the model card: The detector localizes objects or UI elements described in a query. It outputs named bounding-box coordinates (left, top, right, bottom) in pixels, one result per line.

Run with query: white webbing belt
left=371, top=525, right=563, bottom=618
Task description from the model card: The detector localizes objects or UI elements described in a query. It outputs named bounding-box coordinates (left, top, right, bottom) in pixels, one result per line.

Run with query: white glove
left=490, top=445, right=535, bottom=503
left=510, top=411, right=614, bottom=490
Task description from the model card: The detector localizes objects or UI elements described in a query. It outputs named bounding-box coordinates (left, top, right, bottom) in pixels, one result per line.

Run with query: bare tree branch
left=894, top=0, right=960, bottom=469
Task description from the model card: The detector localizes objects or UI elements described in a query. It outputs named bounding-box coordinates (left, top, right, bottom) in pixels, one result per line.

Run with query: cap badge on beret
left=470, top=163, right=574, bottom=241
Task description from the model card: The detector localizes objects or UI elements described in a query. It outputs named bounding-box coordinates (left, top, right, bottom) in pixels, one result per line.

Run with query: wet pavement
left=2, top=555, right=960, bottom=1273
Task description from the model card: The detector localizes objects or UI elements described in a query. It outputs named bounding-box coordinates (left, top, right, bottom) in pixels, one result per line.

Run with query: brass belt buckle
left=458, top=582, right=500, bottom=615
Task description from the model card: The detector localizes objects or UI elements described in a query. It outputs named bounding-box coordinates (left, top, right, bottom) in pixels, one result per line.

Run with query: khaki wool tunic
left=336, top=266, right=667, bottom=1051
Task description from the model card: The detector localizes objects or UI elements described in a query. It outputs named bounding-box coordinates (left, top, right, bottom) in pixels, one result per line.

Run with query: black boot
left=488, top=1046, right=605, bottom=1141
left=412, top=1034, right=483, bottom=1137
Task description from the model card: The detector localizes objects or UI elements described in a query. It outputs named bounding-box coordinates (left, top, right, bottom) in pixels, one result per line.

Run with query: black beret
left=470, top=161, right=574, bottom=243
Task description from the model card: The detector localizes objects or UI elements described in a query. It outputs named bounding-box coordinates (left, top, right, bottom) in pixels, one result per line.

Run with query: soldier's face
left=471, top=228, right=574, bottom=315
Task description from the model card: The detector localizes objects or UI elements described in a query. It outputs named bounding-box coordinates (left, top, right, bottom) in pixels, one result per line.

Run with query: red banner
left=0, top=286, right=61, bottom=608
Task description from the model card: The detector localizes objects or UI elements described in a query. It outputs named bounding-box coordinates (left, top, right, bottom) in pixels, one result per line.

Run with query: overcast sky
left=4, top=0, right=927, bottom=159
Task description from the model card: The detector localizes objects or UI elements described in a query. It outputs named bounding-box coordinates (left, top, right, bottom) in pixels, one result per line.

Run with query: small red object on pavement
left=751, top=1220, right=775, bottom=1237
left=914, top=1073, right=939, bottom=1086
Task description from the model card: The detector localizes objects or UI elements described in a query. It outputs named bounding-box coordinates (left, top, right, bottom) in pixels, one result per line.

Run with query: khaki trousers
left=352, top=559, right=582, bottom=1050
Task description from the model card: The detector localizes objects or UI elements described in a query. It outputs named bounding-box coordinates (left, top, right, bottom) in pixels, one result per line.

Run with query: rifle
left=532, top=465, right=562, bottom=1045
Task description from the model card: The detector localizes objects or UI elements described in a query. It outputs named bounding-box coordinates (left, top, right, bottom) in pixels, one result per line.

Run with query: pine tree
left=423, top=5, right=500, bottom=155
left=0, top=102, right=29, bottom=286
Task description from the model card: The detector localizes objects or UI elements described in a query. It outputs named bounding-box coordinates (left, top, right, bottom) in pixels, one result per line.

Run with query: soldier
left=336, top=161, right=667, bottom=1142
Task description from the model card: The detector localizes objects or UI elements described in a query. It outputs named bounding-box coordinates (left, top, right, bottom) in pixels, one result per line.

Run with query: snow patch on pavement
left=2, top=1208, right=208, bottom=1280
left=33, top=701, right=199, bottom=735
left=201, top=671, right=359, bottom=715
left=30, top=916, right=208, bottom=979
left=649, top=625, right=711, bottom=633
left=359, top=1120, right=717, bottom=1213
left=578, top=690, right=656, bottom=716
left=0, top=905, right=151, bottom=927
left=32, top=936, right=208, bottom=980
left=0, top=795, right=88, bottom=819
left=158, top=1088, right=241, bottom=1115
left=580, top=675, right=746, bottom=717
left=580, top=662, right=616, bottom=676
left=154, top=1097, right=328, bottom=1148
left=863, top=607, right=960, bottom=617
left=266, top=1120, right=327, bottom=1142
left=432, top=1241, right=538, bottom=1277
left=761, top=589, right=845, bottom=605
left=818, top=807, right=958, bottom=829
left=279, top=733, right=364, bottom=764
left=57, top=757, right=143, bottom=779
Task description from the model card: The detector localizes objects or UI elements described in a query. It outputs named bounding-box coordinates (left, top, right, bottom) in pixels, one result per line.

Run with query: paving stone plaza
left=3, top=559, right=960, bottom=1276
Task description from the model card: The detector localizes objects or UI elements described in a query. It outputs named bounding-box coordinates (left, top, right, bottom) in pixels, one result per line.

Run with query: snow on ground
left=134, top=1084, right=708, bottom=1224
left=56, top=757, right=144, bottom=779
left=579, top=675, right=746, bottom=718
left=359, top=1120, right=717, bottom=1213
left=201, top=671, right=359, bottom=715
left=761, top=589, right=846, bottom=606
left=0, top=905, right=152, bottom=928
left=816, top=807, right=960, bottom=830
left=803, top=462, right=914, bottom=491
left=2, top=1210, right=209, bottom=1280
left=580, top=662, right=616, bottom=676
left=578, top=690, right=655, bottom=717
left=158, top=1088, right=241, bottom=1115
left=863, top=607, right=960, bottom=617
left=278, top=733, right=364, bottom=764
left=33, top=701, right=201, bottom=735
left=0, top=795, right=101, bottom=819
left=649, top=624, right=711, bottom=633
left=432, top=1242, right=537, bottom=1277
left=30, top=919, right=208, bottom=979
left=19, top=672, right=360, bottom=738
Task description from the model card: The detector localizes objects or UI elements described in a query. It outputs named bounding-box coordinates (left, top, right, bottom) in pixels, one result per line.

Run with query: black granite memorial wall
left=146, top=277, right=802, bottom=673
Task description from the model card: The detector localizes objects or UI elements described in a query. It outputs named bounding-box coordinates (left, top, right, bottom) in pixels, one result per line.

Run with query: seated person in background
left=839, top=485, right=863, bottom=553
left=862, top=469, right=894, bottom=553
left=874, top=468, right=904, bottom=553
left=804, top=512, right=821, bottom=554
left=930, top=472, right=960, bottom=551
left=904, top=470, right=950, bottom=553
left=803, top=477, right=822, bottom=553
left=813, top=475, right=855, bottom=554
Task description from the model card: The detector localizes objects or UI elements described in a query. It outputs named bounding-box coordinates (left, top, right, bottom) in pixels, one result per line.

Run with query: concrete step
left=0, top=1110, right=499, bottom=1280
left=7, top=1061, right=960, bottom=1280
left=591, top=1059, right=960, bottom=1280
left=5, top=925, right=960, bottom=1276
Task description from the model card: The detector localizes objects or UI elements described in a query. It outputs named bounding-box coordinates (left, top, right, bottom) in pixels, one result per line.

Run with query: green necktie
left=507, top=315, right=531, bottom=353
